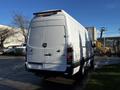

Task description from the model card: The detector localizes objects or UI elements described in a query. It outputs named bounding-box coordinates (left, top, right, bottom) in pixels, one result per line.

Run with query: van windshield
left=28, top=26, right=65, bottom=48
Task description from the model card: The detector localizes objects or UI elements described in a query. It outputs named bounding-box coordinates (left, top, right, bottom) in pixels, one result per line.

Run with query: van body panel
left=31, top=19, right=65, bottom=27
left=28, top=48, right=44, bottom=63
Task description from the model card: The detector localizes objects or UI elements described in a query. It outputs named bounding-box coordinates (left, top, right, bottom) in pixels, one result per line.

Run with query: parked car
left=3, top=44, right=26, bottom=55
left=15, top=44, right=26, bottom=55
left=3, top=46, right=16, bottom=55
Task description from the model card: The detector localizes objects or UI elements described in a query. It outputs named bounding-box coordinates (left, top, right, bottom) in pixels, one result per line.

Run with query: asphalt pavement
left=0, top=56, right=85, bottom=90
left=0, top=56, right=41, bottom=90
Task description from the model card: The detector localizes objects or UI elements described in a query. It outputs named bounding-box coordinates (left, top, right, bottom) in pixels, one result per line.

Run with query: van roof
left=33, top=9, right=63, bottom=15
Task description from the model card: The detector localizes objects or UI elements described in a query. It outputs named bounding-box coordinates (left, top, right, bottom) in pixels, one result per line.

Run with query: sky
left=0, top=0, right=120, bottom=37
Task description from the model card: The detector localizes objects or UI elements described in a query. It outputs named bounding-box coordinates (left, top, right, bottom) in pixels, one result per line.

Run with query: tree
left=0, top=29, right=15, bottom=49
left=12, top=12, right=29, bottom=43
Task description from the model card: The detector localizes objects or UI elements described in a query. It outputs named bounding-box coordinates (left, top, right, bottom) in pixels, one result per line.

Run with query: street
left=0, top=56, right=85, bottom=90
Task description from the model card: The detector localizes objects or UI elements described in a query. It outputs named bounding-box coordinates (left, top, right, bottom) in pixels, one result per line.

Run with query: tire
left=73, top=62, right=88, bottom=80
left=90, top=57, right=95, bottom=70
left=107, top=50, right=112, bottom=57
left=80, top=65, right=86, bottom=75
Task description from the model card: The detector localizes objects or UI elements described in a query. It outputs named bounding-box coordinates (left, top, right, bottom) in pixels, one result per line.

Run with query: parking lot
left=0, top=56, right=85, bottom=90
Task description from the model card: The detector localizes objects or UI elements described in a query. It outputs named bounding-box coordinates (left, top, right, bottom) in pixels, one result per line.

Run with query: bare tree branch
left=12, top=12, right=29, bottom=42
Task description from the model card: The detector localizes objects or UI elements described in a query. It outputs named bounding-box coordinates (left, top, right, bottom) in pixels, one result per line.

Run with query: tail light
left=27, top=47, right=33, bottom=55
left=67, top=46, right=73, bottom=64
left=26, top=46, right=33, bottom=62
left=25, top=46, right=27, bottom=62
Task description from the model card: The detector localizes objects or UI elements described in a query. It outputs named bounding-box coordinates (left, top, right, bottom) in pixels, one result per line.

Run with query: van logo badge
left=42, top=43, right=47, bottom=48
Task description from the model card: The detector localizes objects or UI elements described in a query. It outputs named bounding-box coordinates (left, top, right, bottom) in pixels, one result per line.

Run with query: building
left=86, top=27, right=97, bottom=44
left=0, top=25, right=25, bottom=48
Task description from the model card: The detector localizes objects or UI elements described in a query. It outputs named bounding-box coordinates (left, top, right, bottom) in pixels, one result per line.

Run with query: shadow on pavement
left=35, top=74, right=89, bottom=90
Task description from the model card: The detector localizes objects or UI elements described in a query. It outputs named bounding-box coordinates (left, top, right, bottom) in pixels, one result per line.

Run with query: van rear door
left=28, top=27, right=44, bottom=63
left=44, top=26, right=66, bottom=71
left=28, top=26, right=67, bottom=71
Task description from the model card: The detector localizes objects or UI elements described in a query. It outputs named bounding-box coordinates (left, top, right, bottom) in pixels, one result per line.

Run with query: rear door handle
left=56, top=50, right=60, bottom=52
left=44, top=53, right=52, bottom=56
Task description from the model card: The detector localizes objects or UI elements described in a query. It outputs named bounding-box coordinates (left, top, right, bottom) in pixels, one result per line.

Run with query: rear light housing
left=26, top=46, right=33, bottom=61
left=27, top=46, right=33, bottom=55
left=67, top=46, right=73, bottom=64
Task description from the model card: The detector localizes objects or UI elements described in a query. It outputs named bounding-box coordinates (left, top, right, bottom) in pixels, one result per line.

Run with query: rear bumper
left=25, top=62, right=73, bottom=77
left=26, top=68, right=69, bottom=77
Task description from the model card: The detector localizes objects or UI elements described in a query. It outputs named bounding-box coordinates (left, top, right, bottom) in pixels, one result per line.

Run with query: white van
left=25, top=10, right=94, bottom=78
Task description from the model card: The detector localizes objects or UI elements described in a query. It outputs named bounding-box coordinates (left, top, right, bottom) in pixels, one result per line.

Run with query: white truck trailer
left=25, top=10, right=94, bottom=79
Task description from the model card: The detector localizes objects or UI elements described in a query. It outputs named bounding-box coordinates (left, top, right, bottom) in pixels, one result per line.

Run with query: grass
left=84, top=64, right=120, bottom=90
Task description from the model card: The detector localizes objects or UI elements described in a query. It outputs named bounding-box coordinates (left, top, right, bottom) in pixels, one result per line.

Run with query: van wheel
left=80, top=62, right=88, bottom=76
left=73, top=63, right=88, bottom=80
left=90, top=58, right=95, bottom=71
left=80, top=66, right=85, bottom=76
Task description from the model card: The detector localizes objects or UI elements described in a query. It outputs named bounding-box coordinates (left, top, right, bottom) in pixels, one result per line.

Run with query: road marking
left=0, top=77, right=40, bottom=90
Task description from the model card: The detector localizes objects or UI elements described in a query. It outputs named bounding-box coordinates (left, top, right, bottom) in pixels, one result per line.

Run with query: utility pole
left=100, top=27, right=107, bottom=48
left=100, top=27, right=106, bottom=38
